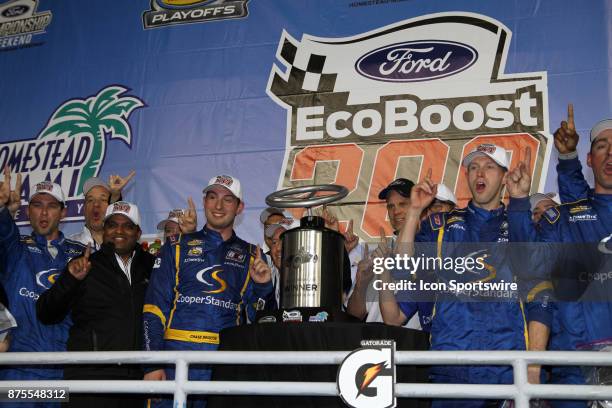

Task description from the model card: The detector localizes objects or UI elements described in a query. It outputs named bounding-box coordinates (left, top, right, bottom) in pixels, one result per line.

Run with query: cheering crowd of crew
left=0, top=106, right=609, bottom=408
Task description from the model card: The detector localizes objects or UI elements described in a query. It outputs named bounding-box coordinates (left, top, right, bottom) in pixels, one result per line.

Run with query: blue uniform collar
left=32, top=230, right=65, bottom=247
left=202, top=225, right=236, bottom=245
left=592, top=192, right=612, bottom=205
left=466, top=200, right=505, bottom=221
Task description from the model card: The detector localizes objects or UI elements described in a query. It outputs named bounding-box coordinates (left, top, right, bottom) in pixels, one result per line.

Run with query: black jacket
left=37, top=243, right=154, bottom=380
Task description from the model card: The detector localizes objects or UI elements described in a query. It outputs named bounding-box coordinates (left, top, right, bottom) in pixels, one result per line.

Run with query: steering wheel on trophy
left=265, top=184, right=349, bottom=216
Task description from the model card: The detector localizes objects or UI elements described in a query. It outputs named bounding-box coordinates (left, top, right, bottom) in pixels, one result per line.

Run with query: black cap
left=378, top=178, right=415, bottom=200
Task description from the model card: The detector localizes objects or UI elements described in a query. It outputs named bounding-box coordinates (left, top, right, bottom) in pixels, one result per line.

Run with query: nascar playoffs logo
left=0, top=0, right=51, bottom=51
left=337, top=340, right=396, bottom=408
left=2, top=86, right=144, bottom=225
left=142, top=0, right=248, bottom=29
left=267, top=12, right=552, bottom=239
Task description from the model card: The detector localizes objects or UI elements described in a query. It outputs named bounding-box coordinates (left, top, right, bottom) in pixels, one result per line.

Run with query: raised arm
left=37, top=245, right=91, bottom=324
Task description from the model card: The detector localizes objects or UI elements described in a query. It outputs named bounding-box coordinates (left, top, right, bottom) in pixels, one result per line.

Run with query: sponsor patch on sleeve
left=429, top=213, right=446, bottom=230
left=543, top=207, right=560, bottom=224
left=226, top=249, right=246, bottom=263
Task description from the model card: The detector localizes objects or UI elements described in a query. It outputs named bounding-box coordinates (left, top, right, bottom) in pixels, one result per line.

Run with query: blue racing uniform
left=0, top=207, right=85, bottom=399
left=399, top=202, right=552, bottom=408
left=557, top=155, right=591, bottom=203
left=536, top=182, right=612, bottom=407
left=143, top=226, right=274, bottom=407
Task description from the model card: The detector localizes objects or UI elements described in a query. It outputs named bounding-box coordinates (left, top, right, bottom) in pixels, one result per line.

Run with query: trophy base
left=255, top=307, right=361, bottom=324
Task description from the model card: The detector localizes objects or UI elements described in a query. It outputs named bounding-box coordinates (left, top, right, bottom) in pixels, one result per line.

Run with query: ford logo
left=155, top=0, right=215, bottom=9
left=1, top=5, right=30, bottom=18
left=355, top=40, right=478, bottom=82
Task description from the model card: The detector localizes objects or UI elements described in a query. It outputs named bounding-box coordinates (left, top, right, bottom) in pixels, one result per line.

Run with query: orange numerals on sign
left=286, top=133, right=539, bottom=238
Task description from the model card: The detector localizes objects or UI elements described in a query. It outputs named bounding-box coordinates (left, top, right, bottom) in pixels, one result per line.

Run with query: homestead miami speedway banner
left=0, top=1, right=608, bottom=243
left=267, top=12, right=552, bottom=239
left=1, top=86, right=144, bottom=225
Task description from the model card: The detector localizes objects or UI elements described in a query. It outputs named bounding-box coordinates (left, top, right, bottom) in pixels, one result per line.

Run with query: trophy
left=263, top=184, right=353, bottom=323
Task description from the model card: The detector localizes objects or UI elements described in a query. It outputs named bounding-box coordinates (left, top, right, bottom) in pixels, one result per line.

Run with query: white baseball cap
left=264, top=223, right=288, bottom=239
left=30, top=181, right=65, bottom=204
left=203, top=175, right=242, bottom=201
left=462, top=144, right=510, bottom=169
left=157, top=209, right=183, bottom=230
left=259, top=207, right=286, bottom=224
left=590, top=119, right=612, bottom=143
left=82, top=177, right=110, bottom=196
left=264, top=216, right=298, bottom=238
left=435, top=183, right=457, bottom=205
left=104, top=201, right=140, bottom=226
left=529, top=192, right=559, bottom=212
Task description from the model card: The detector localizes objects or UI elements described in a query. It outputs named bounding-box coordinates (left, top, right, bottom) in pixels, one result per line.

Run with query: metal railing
left=1, top=350, right=612, bottom=407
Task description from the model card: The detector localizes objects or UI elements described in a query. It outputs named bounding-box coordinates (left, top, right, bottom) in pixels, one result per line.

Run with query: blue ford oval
left=1, top=5, right=30, bottom=18
left=355, top=40, right=478, bottom=82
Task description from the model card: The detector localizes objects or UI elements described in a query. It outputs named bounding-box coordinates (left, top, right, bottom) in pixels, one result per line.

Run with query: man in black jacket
left=37, top=201, right=154, bottom=408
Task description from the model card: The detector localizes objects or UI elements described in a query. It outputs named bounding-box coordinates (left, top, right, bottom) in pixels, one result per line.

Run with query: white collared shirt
left=69, top=227, right=101, bottom=251
left=115, top=252, right=134, bottom=284
left=46, top=240, right=58, bottom=259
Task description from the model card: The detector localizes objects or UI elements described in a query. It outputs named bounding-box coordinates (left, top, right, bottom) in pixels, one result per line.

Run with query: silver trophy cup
left=266, top=184, right=348, bottom=311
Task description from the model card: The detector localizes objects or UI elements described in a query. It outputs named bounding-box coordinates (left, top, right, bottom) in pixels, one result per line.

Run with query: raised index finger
left=123, top=170, right=136, bottom=184
left=3, top=165, right=10, bottom=184
left=187, top=197, right=196, bottom=212
left=523, top=146, right=532, bottom=172
left=379, top=227, right=387, bottom=242
left=84, top=243, right=91, bottom=260
left=255, top=244, right=262, bottom=260
left=14, top=173, right=22, bottom=193
left=567, top=104, right=575, bottom=130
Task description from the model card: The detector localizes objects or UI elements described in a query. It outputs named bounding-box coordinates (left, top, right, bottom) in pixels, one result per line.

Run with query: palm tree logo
left=38, top=85, right=144, bottom=195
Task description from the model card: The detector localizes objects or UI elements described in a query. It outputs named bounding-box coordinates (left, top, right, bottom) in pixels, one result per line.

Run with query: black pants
left=65, top=367, right=145, bottom=408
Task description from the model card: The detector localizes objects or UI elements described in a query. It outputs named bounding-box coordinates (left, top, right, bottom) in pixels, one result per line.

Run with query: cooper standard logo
left=0, top=0, right=51, bottom=51
left=142, top=0, right=249, bottom=29
left=266, top=12, right=553, bottom=240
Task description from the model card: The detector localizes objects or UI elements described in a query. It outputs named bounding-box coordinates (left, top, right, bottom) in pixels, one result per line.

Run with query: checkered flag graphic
left=270, top=37, right=337, bottom=98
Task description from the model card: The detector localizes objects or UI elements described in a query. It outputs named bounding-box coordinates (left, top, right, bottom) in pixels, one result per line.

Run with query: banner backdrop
left=0, top=0, right=609, bottom=244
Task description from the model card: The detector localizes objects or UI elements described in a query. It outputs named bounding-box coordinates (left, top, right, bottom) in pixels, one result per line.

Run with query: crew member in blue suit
left=531, top=114, right=612, bottom=408
left=380, top=144, right=552, bottom=408
left=143, top=174, right=273, bottom=408
left=0, top=168, right=85, bottom=407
